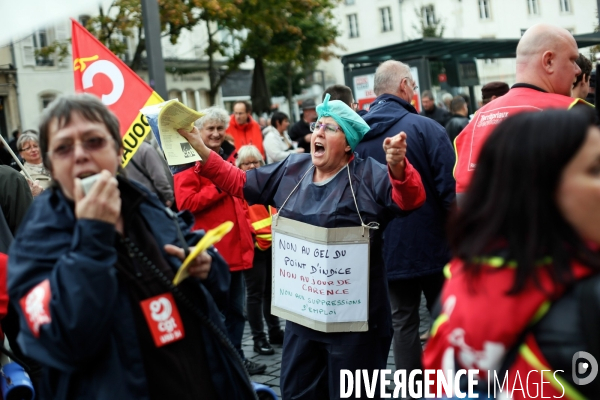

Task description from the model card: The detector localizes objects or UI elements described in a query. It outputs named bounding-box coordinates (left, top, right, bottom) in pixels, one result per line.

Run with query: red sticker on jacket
left=140, top=293, right=185, bottom=347
left=19, top=279, right=52, bottom=338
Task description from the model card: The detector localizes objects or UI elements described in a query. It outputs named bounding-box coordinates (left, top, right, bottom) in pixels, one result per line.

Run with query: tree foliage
left=238, top=0, right=340, bottom=114
left=53, top=0, right=339, bottom=109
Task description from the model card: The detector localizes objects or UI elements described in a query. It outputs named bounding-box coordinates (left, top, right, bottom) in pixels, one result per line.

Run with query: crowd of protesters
left=0, top=22, right=599, bottom=400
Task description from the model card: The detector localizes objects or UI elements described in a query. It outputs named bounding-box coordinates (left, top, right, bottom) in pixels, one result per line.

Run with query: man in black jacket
left=444, top=96, right=470, bottom=142
left=420, top=90, right=450, bottom=126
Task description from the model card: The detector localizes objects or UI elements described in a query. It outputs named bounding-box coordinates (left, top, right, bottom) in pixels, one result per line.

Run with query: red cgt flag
left=71, top=19, right=163, bottom=167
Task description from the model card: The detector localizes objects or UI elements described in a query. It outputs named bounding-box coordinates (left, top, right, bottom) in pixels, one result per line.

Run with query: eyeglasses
left=309, top=122, right=342, bottom=135
left=241, top=160, right=261, bottom=167
left=403, top=77, right=418, bottom=91
left=20, top=144, right=39, bottom=152
left=48, top=136, right=111, bottom=159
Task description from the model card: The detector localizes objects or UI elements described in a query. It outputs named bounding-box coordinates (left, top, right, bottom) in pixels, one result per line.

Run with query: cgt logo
left=572, top=351, right=598, bottom=385
left=74, top=55, right=125, bottom=106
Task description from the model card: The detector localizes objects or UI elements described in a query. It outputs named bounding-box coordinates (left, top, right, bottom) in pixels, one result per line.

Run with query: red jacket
left=454, top=86, right=584, bottom=195
left=0, top=253, right=8, bottom=338
left=226, top=114, right=265, bottom=159
left=173, top=153, right=254, bottom=272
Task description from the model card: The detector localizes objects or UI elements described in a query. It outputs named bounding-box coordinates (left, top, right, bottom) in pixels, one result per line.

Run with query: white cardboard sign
left=271, top=216, right=370, bottom=332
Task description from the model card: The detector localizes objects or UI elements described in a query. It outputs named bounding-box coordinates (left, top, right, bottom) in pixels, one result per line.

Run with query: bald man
left=454, top=24, right=589, bottom=200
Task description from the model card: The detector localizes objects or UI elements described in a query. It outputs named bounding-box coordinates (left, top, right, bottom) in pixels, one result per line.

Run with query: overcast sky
left=0, top=0, right=112, bottom=47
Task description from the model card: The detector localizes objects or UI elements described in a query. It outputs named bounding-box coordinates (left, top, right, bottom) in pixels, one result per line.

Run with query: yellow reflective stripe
left=452, top=134, right=459, bottom=180
left=519, top=344, right=585, bottom=400
left=256, top=234, right=271, bottom=240
left=568, top=98, right=594, bottom=109
left=252, top=218, right=272, bottom=231
left=529, top=301, right=551, bottom=326
left=469, top=256, right=552, bottom=269
left=252, top=217, right=272, bottom=231
left=430, top=313, right=448, bottom=337
left=443, top=263, right=452, bottom=279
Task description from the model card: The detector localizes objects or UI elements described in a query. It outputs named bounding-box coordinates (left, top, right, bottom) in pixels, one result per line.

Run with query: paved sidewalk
left=243, top=294, right=432, bottom=398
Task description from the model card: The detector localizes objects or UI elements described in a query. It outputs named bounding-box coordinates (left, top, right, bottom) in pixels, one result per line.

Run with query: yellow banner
left=120, top=92, right=164, bottom=167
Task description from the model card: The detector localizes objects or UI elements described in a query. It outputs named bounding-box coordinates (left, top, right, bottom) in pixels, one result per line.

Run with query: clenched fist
left=383, top=132, right=408, bottom=180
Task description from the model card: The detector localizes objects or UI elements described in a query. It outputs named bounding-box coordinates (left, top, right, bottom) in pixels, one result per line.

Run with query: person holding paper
left=173, top=106, right=267, bottom=375
left=178, top=94, right=426, bottom=399
left=7, top=94, right=256, bottom=400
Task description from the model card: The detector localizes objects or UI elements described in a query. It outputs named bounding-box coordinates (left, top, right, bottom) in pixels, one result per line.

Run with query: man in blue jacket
left=355, top=60, right=456, bottom=379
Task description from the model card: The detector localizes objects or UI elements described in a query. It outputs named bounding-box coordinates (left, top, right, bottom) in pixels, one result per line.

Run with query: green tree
left=81, top=0, right=245, bottom=103
left=237, top=0, right=340, bottom=115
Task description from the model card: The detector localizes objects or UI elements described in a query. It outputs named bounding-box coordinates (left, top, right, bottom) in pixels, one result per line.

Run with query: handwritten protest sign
left=271, top=216, right=370, bottom=332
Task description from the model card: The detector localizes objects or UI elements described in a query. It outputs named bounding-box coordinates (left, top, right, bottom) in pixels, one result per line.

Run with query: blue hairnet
left=316, top=94, right=370, bottom=150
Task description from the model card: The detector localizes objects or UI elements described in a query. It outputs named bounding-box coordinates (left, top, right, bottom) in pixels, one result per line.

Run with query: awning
left=341, top=33, right=600, bottom=67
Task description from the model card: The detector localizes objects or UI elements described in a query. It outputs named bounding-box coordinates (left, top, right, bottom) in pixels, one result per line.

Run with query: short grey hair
left=195, top=106, right=229, bottom=130
left=17, top=132, right=40, bottom=151
left=236, top=145, right=265, bottom=167
left=373, top=60, right=412, bottom=96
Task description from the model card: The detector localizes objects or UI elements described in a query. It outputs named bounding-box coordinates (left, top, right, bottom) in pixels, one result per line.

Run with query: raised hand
left=178, top=126, right=211, bottom=164
left=383, top=132, right=408, bottom=180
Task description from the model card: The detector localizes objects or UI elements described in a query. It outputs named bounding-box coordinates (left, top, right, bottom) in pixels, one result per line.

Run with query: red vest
left=454, top=87, right=584, bottom=194
left=248, top=205, right=277, bottom=251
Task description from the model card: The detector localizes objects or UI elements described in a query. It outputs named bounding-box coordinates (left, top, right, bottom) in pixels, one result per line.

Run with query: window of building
left=33, top=29, right=54, bottom=67
left=520, top=28, right=527, bottom=36
left=78, top=14, right=90, bottom=27
left=421, top=5, right=436, bottom=27
left=348, top=14, right=359, bottom=38
left=381, top=7, right=393, bottom=32
left=40, top=93, right=56, bottom=110
left=559, top=0, right=571, bottom=13
left=527, top=0, right=539, bottom=15
left=345, top=0, right=355, bottom=5
left=479, top=0, right=491, bottom=19
left=566, top=27, right=575, bottom=35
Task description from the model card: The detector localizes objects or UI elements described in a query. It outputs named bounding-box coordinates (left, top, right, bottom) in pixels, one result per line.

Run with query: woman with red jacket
left=173, top=107, right=266, bottom=375
left=235, top=145, right=284, bottom=356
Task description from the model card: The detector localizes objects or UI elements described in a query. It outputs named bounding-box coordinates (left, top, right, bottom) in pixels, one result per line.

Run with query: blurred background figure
left=262, top=112, right=304, bottom=164
left=572, top=53, right=593, bottom=100
left=8, top=129, right=21, bottom=156
left=444, top=96, right=470, bottom=143
left=17, top=131, right=51, bottom=196
left=442, top=93, right=453, bottom=111
left=424, top=107, right=600, bottom=399
left=288, top=98, right=317, bottom=154
left=481, top=81, right=510, bottom=106
left=124, top=138, right=174, bottom=208
left=236, top=145, right=284, bottom=356
left=226, top=101, right=265, bottom=159
left=420, top=90, right=451, bottom=127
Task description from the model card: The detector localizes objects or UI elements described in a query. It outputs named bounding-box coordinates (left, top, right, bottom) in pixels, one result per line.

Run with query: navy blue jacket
left=356, top=94, right=456, bottom=279
left=8, top=179, right=254, bottom=400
